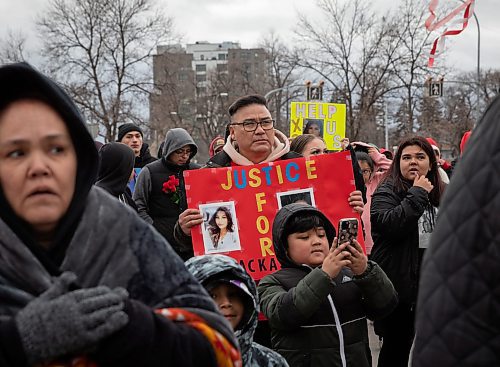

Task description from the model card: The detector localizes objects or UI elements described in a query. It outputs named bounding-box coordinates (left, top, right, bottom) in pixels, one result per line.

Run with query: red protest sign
left=184, top=151, right=363, bottom=280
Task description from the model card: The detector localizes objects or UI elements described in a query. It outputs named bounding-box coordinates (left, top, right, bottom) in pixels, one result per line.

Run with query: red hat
left=209, top=136, right=225, bottom=157
left=460, top=131, right=472, bottom=155
left=426, top=137, right=440, bottom=155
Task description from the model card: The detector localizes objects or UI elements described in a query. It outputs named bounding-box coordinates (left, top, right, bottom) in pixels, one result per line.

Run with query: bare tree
left=37, top=0, right=175, bottom=141
left=259, top=32, right=301, bottom=134
left=0, top=30, right=28, bottom=63
left=387, top=0, right=437, bottom=138
left=295, top=0, right=403, bottom=141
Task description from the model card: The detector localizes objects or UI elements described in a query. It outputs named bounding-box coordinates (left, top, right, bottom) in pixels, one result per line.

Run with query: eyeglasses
left=230, top=118, right=275, bottom=132
left=309, top=148, right=329, bottom=156
left=362, top=169, right=372, bottom=175
left=173, top=148, right=192, bottom=156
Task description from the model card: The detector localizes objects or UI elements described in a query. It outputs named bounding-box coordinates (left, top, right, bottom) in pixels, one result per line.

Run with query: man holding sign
left=174, top=94, right=364, bottom=246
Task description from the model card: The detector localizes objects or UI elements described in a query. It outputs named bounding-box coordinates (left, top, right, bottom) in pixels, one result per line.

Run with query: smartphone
left=337, top=218, right=359, bottom=246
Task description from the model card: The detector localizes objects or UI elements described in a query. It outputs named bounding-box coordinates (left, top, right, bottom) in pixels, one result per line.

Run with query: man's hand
left=413, top=173, right=434, bottom=193
left=322, top=238, right=351, bottom=279
left=179, top=208, right=204, bottom=236
left=346, top=240, right=368, bottom=276
left=348, top=190, right=364, bottom=214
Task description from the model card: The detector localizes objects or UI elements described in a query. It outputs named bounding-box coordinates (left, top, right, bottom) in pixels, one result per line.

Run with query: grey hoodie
left=161, top=127, right=198, bottom=160
left=186, top=255, right=289, bottom=367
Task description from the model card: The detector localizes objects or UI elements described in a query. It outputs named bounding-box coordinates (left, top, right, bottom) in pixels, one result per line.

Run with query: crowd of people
left=0, top=61, right=495, bottom=367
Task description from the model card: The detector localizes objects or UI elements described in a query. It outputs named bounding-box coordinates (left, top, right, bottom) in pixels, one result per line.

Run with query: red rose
left=162, top=175, right=180, bottom=195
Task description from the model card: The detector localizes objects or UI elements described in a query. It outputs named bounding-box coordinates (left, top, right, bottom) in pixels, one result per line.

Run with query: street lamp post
left=456, top=0, right=481, bottom=121
left=264, top=85, right=304, bottom=101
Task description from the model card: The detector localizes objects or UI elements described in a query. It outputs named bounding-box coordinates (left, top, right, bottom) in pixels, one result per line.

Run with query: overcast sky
left=1, top=0, right=498, bottom=72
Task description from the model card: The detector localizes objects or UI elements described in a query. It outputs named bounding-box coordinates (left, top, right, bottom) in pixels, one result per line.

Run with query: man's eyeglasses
left=361, top=169, right=372, bottom=176
left=173, top=148, right=192, bottom=156
left=230, top=119, right=275, bottom=132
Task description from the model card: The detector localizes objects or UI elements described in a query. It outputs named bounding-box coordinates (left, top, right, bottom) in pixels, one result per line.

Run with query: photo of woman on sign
left=200, top=203, right=241, bottom=254
left=303, top=119, right=323, bottom=137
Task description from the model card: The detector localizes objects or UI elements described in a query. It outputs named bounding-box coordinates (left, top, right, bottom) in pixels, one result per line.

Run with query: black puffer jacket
left=412, top=96, right=500, bottom=366
left=134, top=143, right=157, bottom=168
left=370, top=181, right=430, bottom=306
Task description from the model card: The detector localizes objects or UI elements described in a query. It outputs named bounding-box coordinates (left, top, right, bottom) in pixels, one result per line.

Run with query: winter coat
left=370, top=180, right=431, bottom=306
left=412, top=96, right=500, bottom=366
left=133, top=128, right=200, bottom=260
left=186, top=255, right=289, bottom=367
left=0, top=62, right=238, bottom=367
left=134, top=143, right=156, bottom=168
left=95, top=142, right=138, bottom=211
left=258, top=204, right=397, bottom=367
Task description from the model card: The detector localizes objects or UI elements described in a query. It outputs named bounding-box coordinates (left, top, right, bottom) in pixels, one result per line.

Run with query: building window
left=200, top=55, right=205, bottom=60
left=218, top=54, right=226, bottom=60
left=217, top=64, right=227, bottom=72
left=196, top=64, right=206, bottom=72
left=196, top=74, right=206, bottom=82
left=178, top=73, right=188, bottom=82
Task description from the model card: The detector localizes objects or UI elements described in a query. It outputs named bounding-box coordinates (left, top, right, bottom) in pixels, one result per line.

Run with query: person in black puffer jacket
left=133, top=128, right=200, bottom=260
left=370, top=136, right=445, bottom=367
left=95, top=142, right=138, bottom=212
left=412, top=96, right=500, bottom=367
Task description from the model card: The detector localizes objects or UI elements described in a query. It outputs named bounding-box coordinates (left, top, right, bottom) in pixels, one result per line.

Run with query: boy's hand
left=322, top=238, right=351, bottom=279
left=346, top=240, right=368, bottom=276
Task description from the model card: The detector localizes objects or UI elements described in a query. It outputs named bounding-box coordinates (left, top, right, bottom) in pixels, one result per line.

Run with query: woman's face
left=215, top=210, right=228, bottom=230
left=306, top=124, right=321, bottom=137
left=399, top=145, right=430, bottom=181
left=358, top=160, right=372, bottom=184
left=0, top=100, right=77, bottom=235
left=302, top=138, right=327, bottom=159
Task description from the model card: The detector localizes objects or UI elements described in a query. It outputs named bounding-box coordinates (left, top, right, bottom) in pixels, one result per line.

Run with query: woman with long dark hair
left=208, top=207, right=237, bottom=250
left=370, top=136, right=445, bottom=367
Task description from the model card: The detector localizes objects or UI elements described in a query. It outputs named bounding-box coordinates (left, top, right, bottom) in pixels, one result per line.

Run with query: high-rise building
left=150, top=41, right=269, bottom=161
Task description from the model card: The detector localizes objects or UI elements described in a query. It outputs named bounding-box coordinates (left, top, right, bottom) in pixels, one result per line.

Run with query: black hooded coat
left=0, top=63, right=237, bottom=367
left=95, top=142, right=138, bottom=211
left=412, top=96, right=500, bottom=366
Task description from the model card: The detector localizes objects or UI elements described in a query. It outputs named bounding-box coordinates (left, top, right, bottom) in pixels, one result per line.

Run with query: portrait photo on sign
left=276, top=188, right=316, bottom=209
left=303, top=118, right=324, bottom=137
left=199, top=202, right=241, bottom=254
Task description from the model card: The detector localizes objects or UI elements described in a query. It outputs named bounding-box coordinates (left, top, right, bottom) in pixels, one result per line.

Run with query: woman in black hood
left=0, top=63, right=240, bottom=366
left=96, top=142, right=138, bottom=211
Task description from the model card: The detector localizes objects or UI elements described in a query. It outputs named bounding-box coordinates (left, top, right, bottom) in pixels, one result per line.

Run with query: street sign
left=429, top=82, right=443, bottom=97
left=426, top=77, right=443, bottom=97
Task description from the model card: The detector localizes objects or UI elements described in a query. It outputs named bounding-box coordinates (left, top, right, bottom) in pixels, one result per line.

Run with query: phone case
left=338, top=218, right=359, bottom=244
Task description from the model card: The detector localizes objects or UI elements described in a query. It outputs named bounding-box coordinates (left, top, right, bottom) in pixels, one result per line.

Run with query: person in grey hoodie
left=133, top=128, right=200, bottom=260
left=186, top=254, right=289, bottom=367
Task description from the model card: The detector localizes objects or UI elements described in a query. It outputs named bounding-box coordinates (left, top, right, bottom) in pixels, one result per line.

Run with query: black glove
left=15, top=272, right=129, bottom=364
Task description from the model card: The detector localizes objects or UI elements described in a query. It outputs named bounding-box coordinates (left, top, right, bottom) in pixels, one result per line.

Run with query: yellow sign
left=290, top=102, right=347, bottom=150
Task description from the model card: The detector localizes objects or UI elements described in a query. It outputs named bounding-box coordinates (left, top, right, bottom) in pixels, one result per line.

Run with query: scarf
left=223, top=130, right=291, bottom=166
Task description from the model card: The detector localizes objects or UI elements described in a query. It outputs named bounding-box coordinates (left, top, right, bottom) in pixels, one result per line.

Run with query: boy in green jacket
left=258, top=203, right=397, bottom=367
